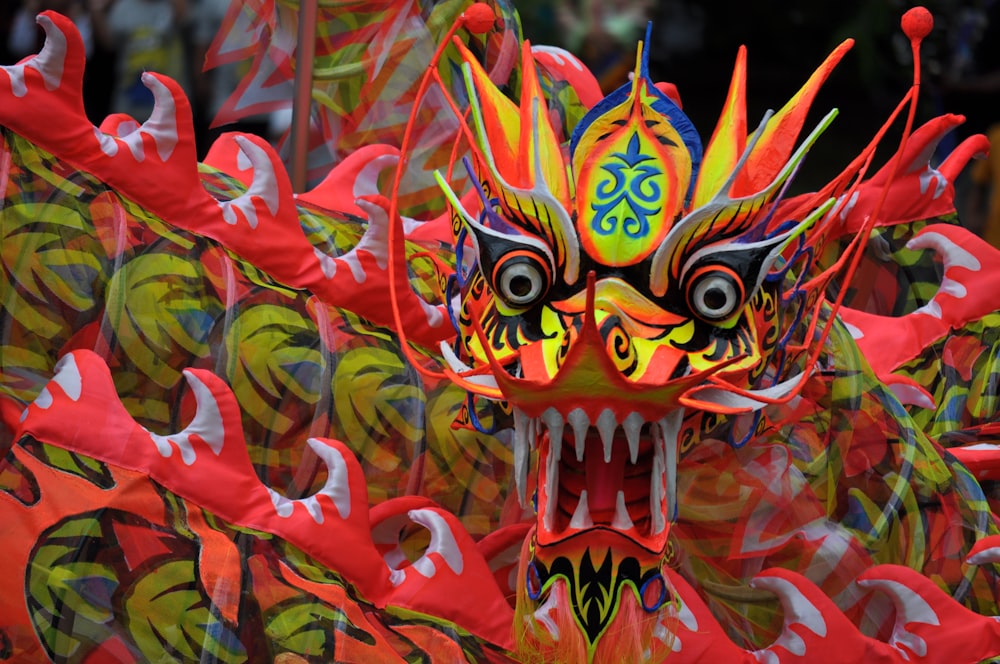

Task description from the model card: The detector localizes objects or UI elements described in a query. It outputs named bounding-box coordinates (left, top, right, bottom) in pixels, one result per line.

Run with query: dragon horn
left=730, top=39, right=853, bottom=199
left=691, top=45, right=748, bottom=209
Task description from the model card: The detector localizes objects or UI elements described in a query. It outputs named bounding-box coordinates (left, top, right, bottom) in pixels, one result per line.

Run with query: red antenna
left=386, top=3, right=497, bottom=381
left=692, top=7, right=937, bottom=408
left=800, top=6, right=934, bottom=381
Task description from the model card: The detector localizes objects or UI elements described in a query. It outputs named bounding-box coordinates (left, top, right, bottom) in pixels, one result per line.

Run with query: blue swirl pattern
left=590, top=134, right=664, bottom=239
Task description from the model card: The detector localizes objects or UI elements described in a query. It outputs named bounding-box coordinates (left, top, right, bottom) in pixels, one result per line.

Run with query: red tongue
left=584, top=433, right=626, bottom=522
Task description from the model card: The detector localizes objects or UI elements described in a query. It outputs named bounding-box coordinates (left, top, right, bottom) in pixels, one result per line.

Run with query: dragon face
left=435, top=32, right=848, bottom=658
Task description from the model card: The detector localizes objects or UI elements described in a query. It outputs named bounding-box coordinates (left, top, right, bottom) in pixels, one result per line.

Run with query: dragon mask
left=426, top=24, right=858, bottom=657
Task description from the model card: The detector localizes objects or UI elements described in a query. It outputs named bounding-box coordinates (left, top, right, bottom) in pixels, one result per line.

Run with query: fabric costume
left=3, top=3, right=1000, bottom=663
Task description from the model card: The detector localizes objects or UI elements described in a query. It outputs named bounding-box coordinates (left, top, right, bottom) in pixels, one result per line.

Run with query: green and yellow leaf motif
left=2, top=203, right=101, bottom=346
left=2, top=202, right=102, bottom=303
left=105, top=252, right=220, bottom=388
left=21, top=438, right=114, bottom=489
left=333, top=345, right=425, bottom=473
left=124, top=559, right=246, bottom=663
left=277, top=540, right=347, bottom=586
left=27, top=514, right=118, bottom=660
left=1, top=285, right=64, bottom=341
left=0, top=342, right=53, bottom=402
left=421, top=383, right=512, bottom=532
left=265, top=597, right=376, bottom=657
left=229, top=303, right=323, bottom=434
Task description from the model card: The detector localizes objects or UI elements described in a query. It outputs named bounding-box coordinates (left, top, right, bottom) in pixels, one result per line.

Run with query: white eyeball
left=497, top=260, right=547, bottom=306
left=688, top=270, right=743, bottom=321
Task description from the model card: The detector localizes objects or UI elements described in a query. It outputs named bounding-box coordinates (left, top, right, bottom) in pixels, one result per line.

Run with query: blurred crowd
left=935, top=0, right=1000, bottom=243
left=0, top=0, right=275, bottom=156
left=1, top=0, right=999, bottom=242
left=0, top=0, right=663, bottom=146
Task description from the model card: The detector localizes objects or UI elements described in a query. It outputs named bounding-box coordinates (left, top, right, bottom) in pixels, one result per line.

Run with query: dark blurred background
left=526, top=0, right=999, bottom=185
left=2, top=0, right=998, bottom=231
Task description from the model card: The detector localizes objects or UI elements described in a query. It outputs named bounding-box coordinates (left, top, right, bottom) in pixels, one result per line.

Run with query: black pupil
left=509, top=274, right=534, bottom=298
left=703, top=286, right=729, bottom=311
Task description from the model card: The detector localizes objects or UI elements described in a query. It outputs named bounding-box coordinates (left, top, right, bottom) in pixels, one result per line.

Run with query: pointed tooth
left=612, top=490, right=634, bottom=530
left=664, top=411, right=682, bottom=524
left=543, top=437, right=559, bottom=532
left=513, top=407, right=531, bottom=507
left=596, top=409, right=617, bottom=463
left=666, top=452, right=677, bottom=524
left=650, top=419, right=667, bottom=536
left=650, top=451, right=665, bottom=536
left=6, top=15, right=73, bottom=99
left=570, top=489, right=593, bottom=529
left=659, top=410, right=684, bottom=527
left=542, top=407, right=564, bottom=463
left=568, top=408, right=589, bottom=462
left=306, top=438, right=352, bottom=520
left=514, top=442, right=529, bottom=507
left=623, top=412, right=643, bottom=464
left=513, top=408, right=531, bottom=446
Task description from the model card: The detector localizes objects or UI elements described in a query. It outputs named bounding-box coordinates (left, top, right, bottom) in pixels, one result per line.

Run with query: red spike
left=731, top=40, right=852, bottom=198
left=939, top=131, right=991, bottom=184
left=386, top=14, right=483, bottom=378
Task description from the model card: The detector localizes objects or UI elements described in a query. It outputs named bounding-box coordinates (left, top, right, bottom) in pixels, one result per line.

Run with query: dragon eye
left=492, top=251, right=551, bottom=307
left=686, top=265, right=745, bottom=322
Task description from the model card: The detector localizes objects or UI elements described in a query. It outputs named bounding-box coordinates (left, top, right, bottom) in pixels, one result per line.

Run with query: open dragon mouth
left=513, top=406, right=683, bottom=553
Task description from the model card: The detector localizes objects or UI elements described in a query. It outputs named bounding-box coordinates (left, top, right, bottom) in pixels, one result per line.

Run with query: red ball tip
left=902, top=6, right=933, bottom=42
left=462, top=3, right=496, bottom=34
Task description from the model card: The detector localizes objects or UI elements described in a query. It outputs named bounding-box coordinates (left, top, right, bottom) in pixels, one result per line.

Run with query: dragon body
left=4, top=4, right=1000, bottom=663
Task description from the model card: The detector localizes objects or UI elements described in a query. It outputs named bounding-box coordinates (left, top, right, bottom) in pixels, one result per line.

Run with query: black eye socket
left=686, top=266, right=745, bottom=322
left=492, top=252, right=551, bottom=308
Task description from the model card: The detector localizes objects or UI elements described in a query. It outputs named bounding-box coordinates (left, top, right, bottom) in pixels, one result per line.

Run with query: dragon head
left=428, top=22, right=858, bottom=661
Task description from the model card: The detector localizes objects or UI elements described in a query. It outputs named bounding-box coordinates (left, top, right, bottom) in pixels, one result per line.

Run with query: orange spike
left=691, top=46, right=748, bottom=208
left=458, top=38, right=522, bottom=180
left=517, top=40, right=568, bottom=201
left=518, top=40, right=543, bottom=166
left=731, top=39, right=853, bottom=198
